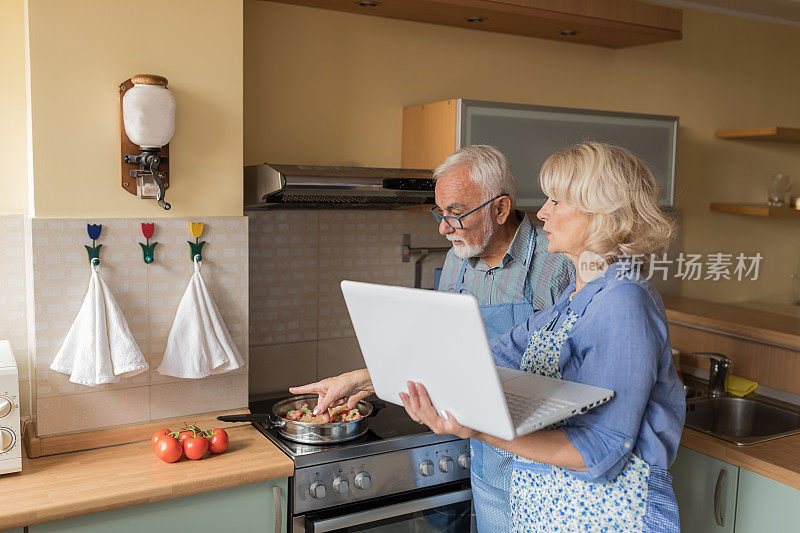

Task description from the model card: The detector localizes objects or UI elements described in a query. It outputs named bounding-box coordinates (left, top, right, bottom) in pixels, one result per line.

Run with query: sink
left=685, top=397, right=800, bottom=445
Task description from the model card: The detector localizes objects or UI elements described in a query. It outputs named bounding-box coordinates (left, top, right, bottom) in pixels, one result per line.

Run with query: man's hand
left=399, top=381, right=477, bottom=439
left=289, top=369, right=373, bottom=421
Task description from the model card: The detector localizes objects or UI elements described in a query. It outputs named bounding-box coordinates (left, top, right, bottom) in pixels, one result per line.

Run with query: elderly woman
left=402, top=141, right=685, bottom=532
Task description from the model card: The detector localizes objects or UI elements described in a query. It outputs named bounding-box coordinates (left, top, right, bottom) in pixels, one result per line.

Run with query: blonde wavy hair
left=539, top=142, right=675, bottom=264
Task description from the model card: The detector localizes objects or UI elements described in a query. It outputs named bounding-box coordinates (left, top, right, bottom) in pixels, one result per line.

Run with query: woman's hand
left=289, top=369, right=374, bottom=421
left=399, top=382, right=477, bottom=440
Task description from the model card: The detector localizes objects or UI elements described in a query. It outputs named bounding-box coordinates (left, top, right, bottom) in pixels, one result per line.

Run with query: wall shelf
left=710, top=202, right=800, bottom=218
left=715, top=127, right=800, bottom=142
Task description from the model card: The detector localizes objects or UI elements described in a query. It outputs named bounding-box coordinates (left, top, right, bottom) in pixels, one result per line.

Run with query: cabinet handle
left=274, top=486, right=282, bottom=533
left=713, top=468, right=727, bottom=526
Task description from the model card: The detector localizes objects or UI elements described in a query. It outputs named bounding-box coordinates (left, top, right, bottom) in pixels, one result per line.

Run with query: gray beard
left=449, top=212, right=494, bottom=259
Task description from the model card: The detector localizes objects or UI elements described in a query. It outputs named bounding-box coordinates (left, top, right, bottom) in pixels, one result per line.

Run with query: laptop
left=341, top=280, right=614, bottom=441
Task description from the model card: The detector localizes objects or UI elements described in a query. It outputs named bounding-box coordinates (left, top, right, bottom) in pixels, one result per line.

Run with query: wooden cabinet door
left=671, top=446, right=738, bottom=533
left=29, top=479, right=288, bottom=533
left=735, top=469, right=800, bottom=533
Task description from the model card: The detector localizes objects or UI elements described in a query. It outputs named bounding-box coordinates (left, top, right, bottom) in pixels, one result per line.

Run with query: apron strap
left=521, top=228, right=536, bottom=303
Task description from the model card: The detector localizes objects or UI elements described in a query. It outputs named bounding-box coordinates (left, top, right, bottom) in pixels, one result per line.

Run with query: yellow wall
left=26, top=0, right=243, bottom=217
left=0, top=0, right=29, bottom=215
left=244, top=2, right=800, bottom=305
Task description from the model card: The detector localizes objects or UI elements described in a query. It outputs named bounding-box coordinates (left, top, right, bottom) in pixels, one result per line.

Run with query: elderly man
left=432, top=145, right=573, bottom=338
left=290, top=144, right=573, bottom=408
left=290, top=146, right=575, bottom=532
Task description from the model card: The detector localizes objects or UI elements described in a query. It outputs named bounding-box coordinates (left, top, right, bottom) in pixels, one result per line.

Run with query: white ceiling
left=651, top=0, right=800, bottom=27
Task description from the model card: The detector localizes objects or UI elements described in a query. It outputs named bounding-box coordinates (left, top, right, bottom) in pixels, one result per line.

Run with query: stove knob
left=419, top=460, right=434, bottom=477
left=333, top=476, right=350, bottom=494
left=354, top=471, right=371, bottom=490
left=458, top=453, right=471, bottom=469
left=439, top=456, right=454, bottom=473
left=309, top=481, right=326, bottom=499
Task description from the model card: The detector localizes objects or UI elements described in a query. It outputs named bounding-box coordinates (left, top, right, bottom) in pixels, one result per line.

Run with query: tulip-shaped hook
left=188, top=222, right=205, bottom=261
left=85, top=224, right=103, bottom=265
left=139, top=222, right=158, bottom=264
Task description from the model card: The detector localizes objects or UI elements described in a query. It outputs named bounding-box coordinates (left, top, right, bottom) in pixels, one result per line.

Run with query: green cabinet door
left=0, top=529, right=24, bottom=533
left=29, top=478, right=287, bottom=533
left=671, top=446, right=739, bottom=533
left=735, top=469, right=800, bottom=533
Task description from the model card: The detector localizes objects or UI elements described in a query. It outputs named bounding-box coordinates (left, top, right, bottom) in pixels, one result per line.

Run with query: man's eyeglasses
left=430, top=194, right=509, bottom=229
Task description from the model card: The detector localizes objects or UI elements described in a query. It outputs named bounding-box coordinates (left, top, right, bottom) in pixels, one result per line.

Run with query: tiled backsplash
left=248, top=210, right=445, bottom=396
left=0, top=216, right=32, bottom=418
left=0, top=216, right=249, bottom=436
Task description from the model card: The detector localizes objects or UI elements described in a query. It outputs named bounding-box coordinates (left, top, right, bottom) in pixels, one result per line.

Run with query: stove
left=250, top=396, right=474, bottom=533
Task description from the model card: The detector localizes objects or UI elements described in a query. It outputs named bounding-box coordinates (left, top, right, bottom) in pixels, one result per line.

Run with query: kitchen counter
left=681, top=428, right=800, bottom=490
left=0, top=424, right=293, bottom=530
left=662, top=295, right=800, bottom=350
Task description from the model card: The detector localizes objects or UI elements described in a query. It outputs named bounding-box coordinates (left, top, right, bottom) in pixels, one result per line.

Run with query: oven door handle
left=306, top=488, right=472, bottom=532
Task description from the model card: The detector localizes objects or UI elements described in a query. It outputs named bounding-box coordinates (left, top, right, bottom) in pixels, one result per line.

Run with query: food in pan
left=285, top=403, right=363, bottom=423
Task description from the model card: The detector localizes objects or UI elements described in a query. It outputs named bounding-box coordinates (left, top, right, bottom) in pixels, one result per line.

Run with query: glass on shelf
left=765, top=174, right=794, bottom=207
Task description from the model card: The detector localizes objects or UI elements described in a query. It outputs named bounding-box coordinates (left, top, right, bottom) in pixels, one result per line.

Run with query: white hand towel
left=158, top=260, right=243, bottom=378
left=50, top=264, right=148, bottom=387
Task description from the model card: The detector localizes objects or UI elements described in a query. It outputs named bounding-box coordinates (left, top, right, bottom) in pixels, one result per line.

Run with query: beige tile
left=36, top=386, right=150, bottom=436
left=31, top=218, right=150, bottom=398
left=317, top=211, right=445, bottom=339
left=317, top=337, right=365, bottom=378
left=248, top=211, right=318, bottom=345
left=150, top=371, right=248, bottom=421
left=0, top=216, right=30, bottom=380
left=148, top=217, right=249, bottom=387
left=249, top=341, right=317, bottom=396
left=18, top=379, right=31, bottom=419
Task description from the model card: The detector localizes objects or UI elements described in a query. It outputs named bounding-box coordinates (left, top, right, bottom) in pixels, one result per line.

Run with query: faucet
left=691, top=352, right=731, bottom=398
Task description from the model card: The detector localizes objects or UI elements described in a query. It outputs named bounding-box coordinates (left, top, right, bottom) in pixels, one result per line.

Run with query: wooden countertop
left=662, top=295, right=800, bottom=350
left=681, top=428, right=800, bottom=490
left=0, top=424, right=293, bottom=530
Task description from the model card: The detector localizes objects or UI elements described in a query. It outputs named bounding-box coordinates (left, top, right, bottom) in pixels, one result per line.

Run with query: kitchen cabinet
left=671, top=446, right=738, bottom=533
left=269, top=0, right=682, bottom=48
left=28, top=479, right=287, bottom=533
left=734, top=468, right=800, bottom=532
left=672, top=446, right=800, bottom=532
left=0, top=529, right=24, bottom=533
left=402, top=99, right=678, bottom=208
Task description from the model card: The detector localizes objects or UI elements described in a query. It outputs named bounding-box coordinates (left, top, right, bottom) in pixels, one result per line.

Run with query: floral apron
left=510, top=310, right=679, bottom=532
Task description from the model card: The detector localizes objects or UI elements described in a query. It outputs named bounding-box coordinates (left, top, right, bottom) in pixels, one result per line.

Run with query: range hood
left=244, top=164, right=435, bottom=209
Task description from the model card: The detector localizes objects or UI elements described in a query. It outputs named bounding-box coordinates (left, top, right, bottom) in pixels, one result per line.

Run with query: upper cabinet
left=267, top=0, right=683, bottom=48
left=402, top=99, right=678, bottom=208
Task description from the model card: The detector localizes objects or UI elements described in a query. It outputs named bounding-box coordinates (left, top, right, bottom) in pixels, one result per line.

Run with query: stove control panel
left=294, top=439, right=470, bottom=514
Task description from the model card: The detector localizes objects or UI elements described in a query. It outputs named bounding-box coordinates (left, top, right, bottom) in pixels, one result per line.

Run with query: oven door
left=296, top=486, right=474, bottom=533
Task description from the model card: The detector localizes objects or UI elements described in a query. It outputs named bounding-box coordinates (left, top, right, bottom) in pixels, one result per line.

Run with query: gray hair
left=433, top=145, right=517, bottom=209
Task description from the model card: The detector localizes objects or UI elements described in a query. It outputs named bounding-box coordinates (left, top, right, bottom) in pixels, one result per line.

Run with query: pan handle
left=267, top=414, right=287, bottom=428
left=369, top=400, right=387, bottom=418
left=216, top=413, right=287, bottom=428
left=217, top=414, right=261, bottom=423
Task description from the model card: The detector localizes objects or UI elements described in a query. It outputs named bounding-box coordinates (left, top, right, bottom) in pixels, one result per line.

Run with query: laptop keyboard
left=504, top=392, right=576, bottom=427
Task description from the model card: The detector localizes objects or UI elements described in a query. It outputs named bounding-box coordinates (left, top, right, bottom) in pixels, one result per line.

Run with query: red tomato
left=183, top=435, right=209, bottom=460
left=178, top=430, right=194, bottom=443
left=154, top=435, right=182, bottom=463
left=151, top=429, right=170, bottom=449
left=208, top=428, right=229, bottom=454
